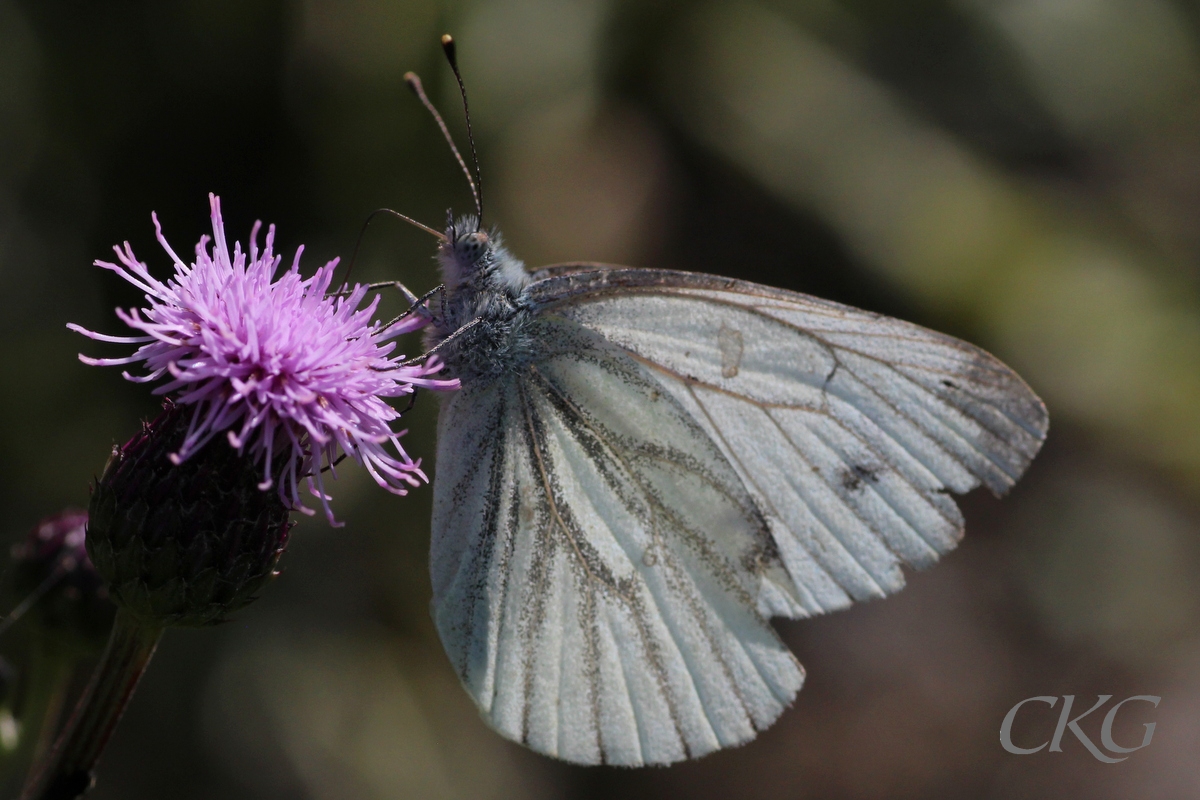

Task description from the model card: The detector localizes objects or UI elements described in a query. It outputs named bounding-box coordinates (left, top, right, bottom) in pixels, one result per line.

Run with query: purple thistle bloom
left=71, top=194, right=458, bottom=525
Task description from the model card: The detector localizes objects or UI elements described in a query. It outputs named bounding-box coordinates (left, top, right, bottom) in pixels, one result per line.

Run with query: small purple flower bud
left=86, top=402, right=292, bottom=627
left=10, top=511, right=114, bottom=652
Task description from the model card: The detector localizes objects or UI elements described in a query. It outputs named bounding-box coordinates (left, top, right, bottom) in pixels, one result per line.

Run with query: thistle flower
left=70, top=194, right=457, bottom=524
left=21, top=197, right=457, bottom=800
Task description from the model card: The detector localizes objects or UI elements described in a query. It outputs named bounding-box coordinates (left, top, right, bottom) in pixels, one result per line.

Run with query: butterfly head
left=438, top=214, right=489, bottom=285
left=437, top=214, right=528, bottom=294
left=453, top=229, right=490, bottom=264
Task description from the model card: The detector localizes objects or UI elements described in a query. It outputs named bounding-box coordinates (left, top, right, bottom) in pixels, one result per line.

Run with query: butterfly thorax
left=425, top=218, right=539, bottom=384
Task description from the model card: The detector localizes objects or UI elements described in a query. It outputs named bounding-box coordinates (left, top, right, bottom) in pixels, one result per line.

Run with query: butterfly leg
left=376, top=283, right=448, bottom=335
left=400, top=315, right=482, bottom=366
left=399, top=385, right=420, bottom=415
left=327, top=279, right=422, bottom=304
left=363, top=280, right=422, bottom=305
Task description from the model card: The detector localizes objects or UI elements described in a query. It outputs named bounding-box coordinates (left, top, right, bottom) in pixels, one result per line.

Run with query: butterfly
left=398, top=37, right=1047, bottom=767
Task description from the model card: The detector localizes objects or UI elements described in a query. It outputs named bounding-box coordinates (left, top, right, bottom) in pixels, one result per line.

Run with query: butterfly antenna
left=340, top=207, right=446, bottom=287
left=404, top=68, right=482, bottom=227
left=440, top=34, right=484, bottom=230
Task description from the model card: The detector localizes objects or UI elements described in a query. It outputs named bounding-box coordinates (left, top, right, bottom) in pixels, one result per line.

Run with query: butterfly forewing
left=528, top=268, right=1048, bottom=614
left=430, top=321, right=805, bottom=766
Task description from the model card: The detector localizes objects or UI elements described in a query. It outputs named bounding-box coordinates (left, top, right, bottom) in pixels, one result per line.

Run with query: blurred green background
left=1, top=0, right=1199, bottom=797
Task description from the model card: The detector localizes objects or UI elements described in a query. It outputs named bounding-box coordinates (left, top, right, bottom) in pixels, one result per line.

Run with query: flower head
left=72, top=194, right=457, bottom=525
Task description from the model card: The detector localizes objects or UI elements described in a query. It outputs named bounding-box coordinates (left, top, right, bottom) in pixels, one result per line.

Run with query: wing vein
left=633, top=349, right=1019, bottom=492
left=529, top=364, right=740, bottom=750
left=516, top=380, right=606, bottom=757
left=681, top=382, right=873, bottom=598
left=588, top=287, right=1041, bottom=444
left=829, top=360, right=1024, bottom=485
left=782, top=407, right=943, bottom=559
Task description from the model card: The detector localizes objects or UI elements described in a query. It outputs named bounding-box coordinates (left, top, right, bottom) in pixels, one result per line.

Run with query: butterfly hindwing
left=430, top=320, right=804, bottom=766
left=529, top=268, right=1048, bottom=615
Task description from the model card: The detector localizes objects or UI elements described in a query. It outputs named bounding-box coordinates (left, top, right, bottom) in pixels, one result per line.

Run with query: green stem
left=19, top=611, right=163, bottom=800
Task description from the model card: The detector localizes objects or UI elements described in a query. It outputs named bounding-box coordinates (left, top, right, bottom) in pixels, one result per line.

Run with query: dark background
left=1, top=0, right=1199, bottom=797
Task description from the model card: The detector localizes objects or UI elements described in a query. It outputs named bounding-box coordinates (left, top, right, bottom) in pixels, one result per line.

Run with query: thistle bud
left=85, top=403, right=291, bottom=628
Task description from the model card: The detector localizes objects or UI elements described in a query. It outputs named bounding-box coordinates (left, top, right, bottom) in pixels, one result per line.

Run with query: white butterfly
left=402, top=41, right=1047, bottom=767
left=421, top=226, right=1046, bottom=767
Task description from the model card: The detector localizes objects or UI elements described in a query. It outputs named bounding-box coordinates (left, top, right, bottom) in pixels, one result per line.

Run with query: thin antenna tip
left=441, top=34, right=458, bottom=65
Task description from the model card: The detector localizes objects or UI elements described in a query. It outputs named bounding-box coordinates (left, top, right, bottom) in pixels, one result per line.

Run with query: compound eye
left=456, top=231, right=489, bottom=262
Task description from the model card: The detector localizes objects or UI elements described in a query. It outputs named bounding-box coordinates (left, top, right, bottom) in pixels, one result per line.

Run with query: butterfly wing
left=527, top=268, right=1049, bottom=616
left=430, top=318, right=804, bottom=766
left=527, top=260, right=625, bottom=282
